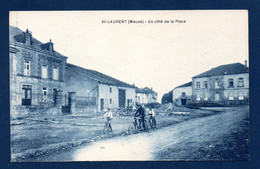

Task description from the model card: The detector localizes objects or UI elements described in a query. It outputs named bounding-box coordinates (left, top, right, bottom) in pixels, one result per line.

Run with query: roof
left=9, top=26, right=67, bottom=59
left=66, top=63, right=136, bottom=88
left=174, top=81, right=192, bottom=89
left=193, top=63, right=249, bottom=78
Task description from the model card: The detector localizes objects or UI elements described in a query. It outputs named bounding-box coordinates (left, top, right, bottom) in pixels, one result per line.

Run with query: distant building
left=135, top=87, right=158, bottom=105
left=9, top=26, right=67, bottom=118
left=64, top=63, right=136, bottom=113
left=192, top=62, right=249, bottom=105
left=172, top=82, right=192, bottom=106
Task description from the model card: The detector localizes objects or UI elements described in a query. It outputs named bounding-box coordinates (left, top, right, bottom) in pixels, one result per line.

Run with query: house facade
left=172, top=82, right=192, bottom=106
left=136, top=87, right=158, bottom=105
left=10, top=26, right=67, bottom=118
left=192, top=62, right=249, bottom=105
left=64, top=63, right=136, bottom=113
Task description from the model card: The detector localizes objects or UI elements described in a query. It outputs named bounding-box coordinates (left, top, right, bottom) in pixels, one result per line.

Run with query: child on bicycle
left=103, top=108, right=113, bottom=131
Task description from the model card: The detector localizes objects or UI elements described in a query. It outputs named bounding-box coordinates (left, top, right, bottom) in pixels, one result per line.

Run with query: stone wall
left=11, top=105, right=62, bottom=119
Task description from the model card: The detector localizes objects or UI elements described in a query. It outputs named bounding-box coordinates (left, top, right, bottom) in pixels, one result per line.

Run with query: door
left=181, top=99, right=187, bottom=105
left=118, top=89, right=126, bottom=108
left=53, top=89, right=58, bottom=106
left=22, top=85, right=32, bottom=105
left=100, top=98, right=104, bottom=111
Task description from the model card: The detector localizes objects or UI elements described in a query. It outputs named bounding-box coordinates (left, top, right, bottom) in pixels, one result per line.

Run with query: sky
left=9, top=10, right=248, bottom=102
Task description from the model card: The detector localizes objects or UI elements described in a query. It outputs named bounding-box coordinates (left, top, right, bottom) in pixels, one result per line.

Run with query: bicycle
left=148, top=115, right=156, bottom=130
left=128, top=116, right=150, bottom=134
left=104, top=118, right=112, bottom=133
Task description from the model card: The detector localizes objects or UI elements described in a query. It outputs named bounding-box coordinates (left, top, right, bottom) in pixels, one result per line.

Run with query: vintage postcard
left=9, top=10, right=249, bottom=161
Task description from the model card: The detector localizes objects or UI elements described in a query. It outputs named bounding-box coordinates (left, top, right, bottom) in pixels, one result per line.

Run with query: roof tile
left=66, top=63, right=136, bottom=88
left=193, top=63, right=248, bottom=78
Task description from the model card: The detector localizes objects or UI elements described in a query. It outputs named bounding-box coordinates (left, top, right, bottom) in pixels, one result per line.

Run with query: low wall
left=73, top=106, right=98, bottom=114
left=11, top=105, right=62, bottom=119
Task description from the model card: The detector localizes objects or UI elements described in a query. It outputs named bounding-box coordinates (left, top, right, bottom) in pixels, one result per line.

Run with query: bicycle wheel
left=152, top=118, right=156, bottom=129
left=145, top=120, right=150, bottom=132
left=148, top=118, right=153, bottom=130
left=128, top=123, right=136, bottom=134
left=104, top=122, right=108, bottom=133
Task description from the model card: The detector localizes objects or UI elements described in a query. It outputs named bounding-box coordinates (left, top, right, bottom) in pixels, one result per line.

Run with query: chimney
left=244, top=60, right=247, bottom=67
left=49, top=39, right=54, bottom=52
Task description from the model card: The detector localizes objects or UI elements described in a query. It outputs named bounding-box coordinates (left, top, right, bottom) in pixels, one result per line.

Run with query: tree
left=161, top=90, right=173, bottom=104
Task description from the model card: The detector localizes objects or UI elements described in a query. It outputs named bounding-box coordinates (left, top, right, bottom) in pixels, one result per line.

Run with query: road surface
left=29, top=106, right=249, bottom=161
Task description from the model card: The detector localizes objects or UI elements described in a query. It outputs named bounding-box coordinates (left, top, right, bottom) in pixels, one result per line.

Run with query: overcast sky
left=10, top=11, right=248, bottom=101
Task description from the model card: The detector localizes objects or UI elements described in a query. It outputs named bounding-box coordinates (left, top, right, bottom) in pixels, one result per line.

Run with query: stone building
left=64, top=63, right=136, bottom=113
left=10, top=26, right=67, bottom=118
left=135, top=87, right=158, bottom=105
left=192, top=62, right=249, bottom=105
left=172, top=82, right=192, bottom=106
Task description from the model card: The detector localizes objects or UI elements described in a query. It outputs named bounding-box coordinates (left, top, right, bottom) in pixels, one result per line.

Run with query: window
left=182, top=92, right=186, bottom=97
left=238, top=91, right=244, bottom=100
left=215, top=92, right=220, bottom=101
left=53, top=67, right=59, bottom=80
left=127, top=99, right=132, bottom=106
left=238, top=78, right=244, bottom=87
left=110, top=87, right=112, bottom=93
left=215, top=79, right=220, bottom=89
left=49, top=44, right=53, bottom=52
left=228, top=92, right=234, bottom=100
left=41, top=65, right=48, bottom=79
left=136, top=96, right=140, bottom=103
left=43, top=87, right=47, bottom=102
left=196, top=82, right=201, bottom=89
left=203, top=81, right=208, bottom=89
left=196, top=94, right=200, bottom=101
left=26, top=36, right=30, bottom=45
left=24, top=60, right=30, bottom=76
left=204, top=93, right=208, bottom=101
left=110, top=98, right=112, bottom=104
left=228, top=78, right=234, bottom=88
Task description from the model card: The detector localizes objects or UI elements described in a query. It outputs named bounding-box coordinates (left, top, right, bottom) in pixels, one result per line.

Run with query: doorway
left=100, top=98, right=104, bottom=111
left=118, top=89, right=126, bottom=108
left=22, top=85, right=32, bottom=105
left=53, top=89, right=58, bottom=106
left=181, top=99, right=187, bottom=105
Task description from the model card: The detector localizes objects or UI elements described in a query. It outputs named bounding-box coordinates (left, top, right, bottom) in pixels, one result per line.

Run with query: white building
left=135, top=87, right=158, bottom=105
left=172, top=82, right=192, bottom=106
left=64, top=63, right=136, bottom=113
left=192, top=62, right=249, bottom=105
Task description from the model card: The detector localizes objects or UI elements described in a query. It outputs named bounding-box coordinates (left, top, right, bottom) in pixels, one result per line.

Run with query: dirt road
left=31, top=106, right=249, bottom=161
